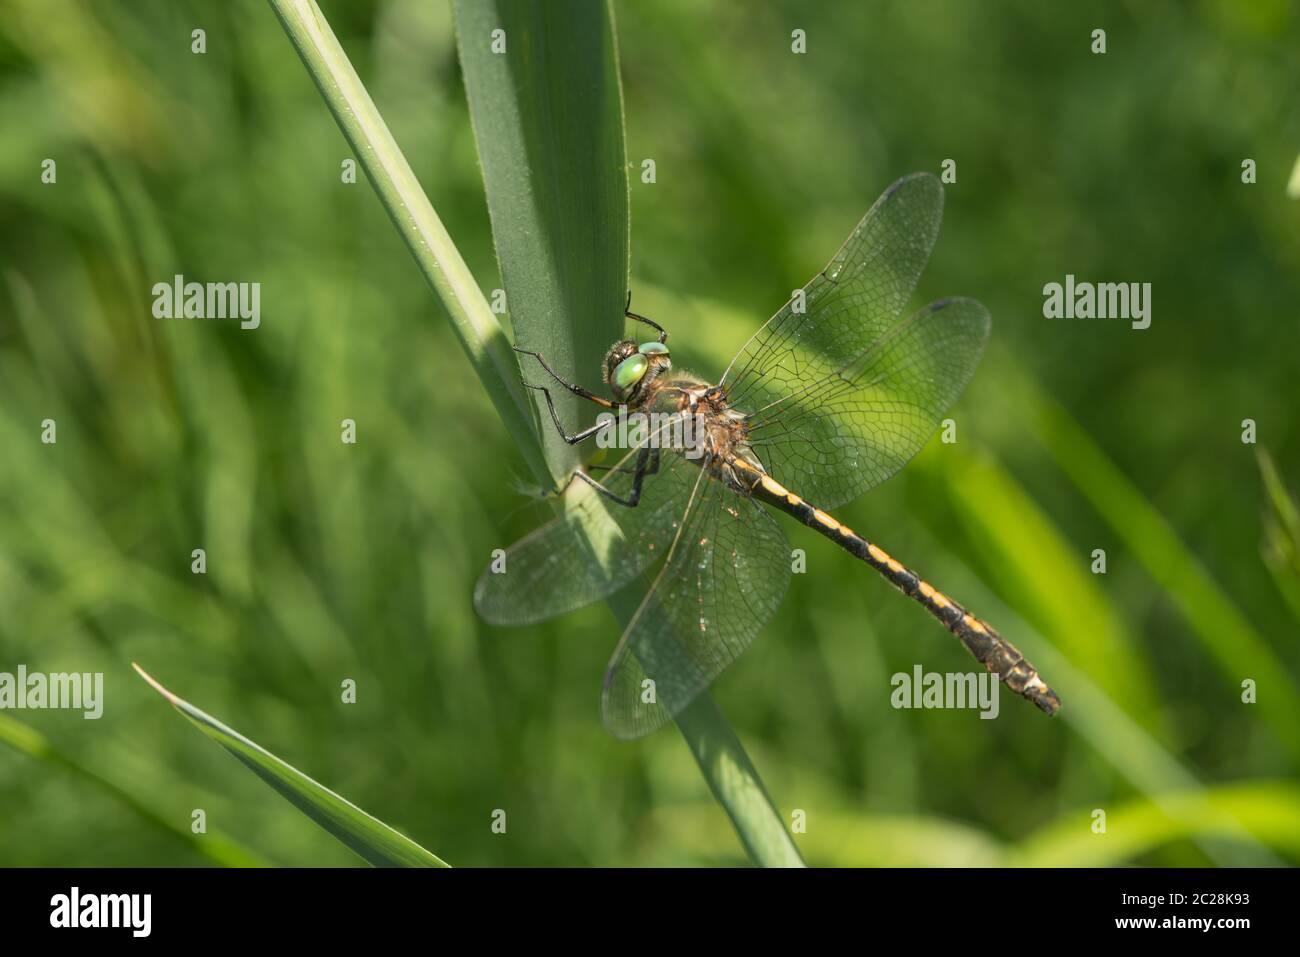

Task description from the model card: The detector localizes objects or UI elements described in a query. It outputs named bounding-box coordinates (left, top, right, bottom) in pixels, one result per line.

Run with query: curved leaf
left=134, top=664, right=447, bottom=868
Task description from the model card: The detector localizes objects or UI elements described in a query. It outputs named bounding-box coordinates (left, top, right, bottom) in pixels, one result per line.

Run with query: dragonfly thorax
left=656, top=378, right=768, bottom=491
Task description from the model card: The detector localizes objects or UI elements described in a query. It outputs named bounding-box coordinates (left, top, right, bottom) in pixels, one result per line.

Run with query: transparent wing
left=721, top=172, right=943, bottom=408
left=719, top=172, right=981, bottom=509
left=599, top=473, right=792, bottom=739
left=742, top=297, right=991, bottom=509
left=473, top=447, right=690, bottom=626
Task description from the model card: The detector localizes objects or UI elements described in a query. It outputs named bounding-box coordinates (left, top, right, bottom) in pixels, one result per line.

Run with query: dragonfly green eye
left=638, top=341, right=670, bottom=356
left=612, top=353, right=649, bottom=392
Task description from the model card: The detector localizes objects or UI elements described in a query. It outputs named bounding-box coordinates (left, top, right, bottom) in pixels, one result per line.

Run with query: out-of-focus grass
left=1, top=0, right=1298, bottom=867
left=1258, top=449, right=1300, bottom=624
left=993, top=361, right=1300, bottom=763
left=650, top=780, right=1300, bottom=867
left=0, top=713, right=267, bottom=867
left=1008, top=781, right=1300, bottom=867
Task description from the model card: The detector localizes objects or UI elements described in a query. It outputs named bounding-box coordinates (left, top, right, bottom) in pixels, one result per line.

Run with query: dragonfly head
left=604, top=339, right=671, bottom=404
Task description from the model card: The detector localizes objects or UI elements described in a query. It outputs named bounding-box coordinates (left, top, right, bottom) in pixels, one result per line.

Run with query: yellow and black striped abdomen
left=738, top=461, right=1061, bottom=716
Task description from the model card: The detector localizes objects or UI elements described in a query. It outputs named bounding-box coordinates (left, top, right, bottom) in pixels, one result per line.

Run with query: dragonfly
left=476, top=172, right=1060, bottom=739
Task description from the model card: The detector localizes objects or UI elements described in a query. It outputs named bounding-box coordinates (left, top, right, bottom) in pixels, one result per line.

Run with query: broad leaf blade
left=454, top=0, right=628, bottom=479
left=134, top=664, right=447, bottom=868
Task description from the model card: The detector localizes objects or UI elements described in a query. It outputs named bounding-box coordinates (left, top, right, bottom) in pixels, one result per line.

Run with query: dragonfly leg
left=514, top=347, right=613, bottom=409
left=625, top=290, right=668, bottom=344
left=570, top=447, right=658, bottom=508
left=522, top=382, right=607, bottom=445
left=586, top=451, right=661, bottom=479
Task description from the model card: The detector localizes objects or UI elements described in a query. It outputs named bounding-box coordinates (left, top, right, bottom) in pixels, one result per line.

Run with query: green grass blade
left=266, top=0, right=548, bottom=486
left=454, top=0, right=802, bottom=866
left=674, top=694, right=805, bottom=867
left=0, top=713, right=268, bottom=868
left=454, top=0, right=629, bottom=478
left=1258, top=449, right=1300, bottom=547
left=1257, top=448, right=1300, bottom=624
left=133, top=664, right=448, bottom=868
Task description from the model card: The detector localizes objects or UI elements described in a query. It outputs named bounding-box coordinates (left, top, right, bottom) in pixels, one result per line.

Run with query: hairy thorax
left=638, top=371, right=766, bottom=493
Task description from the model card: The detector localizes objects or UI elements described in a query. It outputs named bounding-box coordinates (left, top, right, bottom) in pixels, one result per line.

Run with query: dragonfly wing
left=720, top=171, right=943, bottom=414
left=600, top=473, right=792, bottom=739
left=717, top=172, right=991, bottom=509
left=743, top=296, right=991, bottom=509
left=474, top=451, right=689, bottom=626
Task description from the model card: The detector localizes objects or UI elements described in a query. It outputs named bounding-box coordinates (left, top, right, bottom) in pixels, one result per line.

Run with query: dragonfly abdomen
left=736, top=459, right=1061, bottom=717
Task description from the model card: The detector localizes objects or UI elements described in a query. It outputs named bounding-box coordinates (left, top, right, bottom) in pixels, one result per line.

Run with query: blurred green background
left=2, top=0, right=1300, bottom=866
